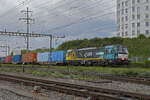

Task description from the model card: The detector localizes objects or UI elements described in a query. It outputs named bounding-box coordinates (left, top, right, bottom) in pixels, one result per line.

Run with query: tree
left=138, top=34, right=146, bottom=40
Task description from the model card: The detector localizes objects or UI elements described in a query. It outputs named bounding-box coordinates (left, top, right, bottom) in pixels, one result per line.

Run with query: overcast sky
left=0, top=0, right=116, bottom=56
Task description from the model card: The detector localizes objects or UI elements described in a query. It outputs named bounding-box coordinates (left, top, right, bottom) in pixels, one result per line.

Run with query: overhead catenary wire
left=9, top=0, right=106, bottom=27
left=32, top=0, right=111, bottom=33
left=32, top=0, right=115, bottom=32
left=38, top=0, right=148, bottom=34
left=32, top=0, right=105, bottom=17
left=1, top=0, right=113, bottom=31
left=0, top=0, right=35, bottom=18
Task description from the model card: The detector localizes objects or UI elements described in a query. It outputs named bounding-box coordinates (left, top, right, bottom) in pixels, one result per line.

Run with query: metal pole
left=50, top=35, right=52, bottom=63
left=27, top=7, right=29, bottom=63
left=8, top=45, right=10, bottom=56
left=6, top=46, right=7, bottom=56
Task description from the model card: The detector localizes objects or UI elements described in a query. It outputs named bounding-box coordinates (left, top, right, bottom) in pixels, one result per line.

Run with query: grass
left=1, top=64, right=150, bottom=77
left=51, top=72, right=64, bottom=78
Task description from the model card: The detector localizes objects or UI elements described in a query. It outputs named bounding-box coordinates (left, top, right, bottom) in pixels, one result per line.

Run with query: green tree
left=138, top=34, right=146, bottom=40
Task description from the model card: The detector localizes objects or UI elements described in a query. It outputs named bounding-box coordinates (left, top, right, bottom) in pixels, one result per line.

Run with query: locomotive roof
left=78, top=47, right=97, bottom=51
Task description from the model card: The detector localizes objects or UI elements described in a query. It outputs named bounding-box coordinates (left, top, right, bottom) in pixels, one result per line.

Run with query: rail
left=0, top=74, right=150, bottom=100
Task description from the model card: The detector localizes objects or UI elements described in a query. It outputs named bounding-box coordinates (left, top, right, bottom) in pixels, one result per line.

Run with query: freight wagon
left=37, top=52, right=50, bottom=64
left=22, top=53, right=37, bottom=63
left=1, top=57, right=5, bottom=63
left=5, top=56, right=12, bottom=64
left=52, top=51, right=66, bottom=64
left=12, top=55, right=22, bottom=64
left=37, top=51, right=66, bottom=65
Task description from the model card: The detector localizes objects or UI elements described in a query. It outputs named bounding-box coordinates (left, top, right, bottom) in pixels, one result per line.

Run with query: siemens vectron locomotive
left=66, top=45, right=129, bottom=66
left=0, top=45, right=129, bottom=66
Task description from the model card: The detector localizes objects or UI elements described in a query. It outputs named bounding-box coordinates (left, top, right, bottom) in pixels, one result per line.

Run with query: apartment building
left=117, top=0, right=150, bottom=38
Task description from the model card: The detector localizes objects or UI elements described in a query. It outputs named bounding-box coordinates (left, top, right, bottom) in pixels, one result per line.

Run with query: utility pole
left=19, top=7, right=33, bottom=63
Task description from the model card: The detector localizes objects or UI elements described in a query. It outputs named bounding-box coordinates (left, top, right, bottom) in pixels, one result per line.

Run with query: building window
left=122, top=2, right=124, bottom=7
left=137, top=14, right=140, bottom=19
left=125, top=1, right=128, bottom=6
left=125, top=24, right=128, bottom=29
left=122, top=17, right=124, bottom=22
left=132, top=7, right=135, bottom=12
left=121, top=26, right=123, bottom=30
left=132, top=30, right=135, bottom=36
left=132, top=15, right=135, bottom=20
left=146, top=30, right=149, bottom=35
left=125, top=32, right=128, bottom=36
left=132, top=23, right=135, bottom=28
left=146, top=6, right=149, bottom=10
left=125, top=16, right=128, bottom=21
left=137, top=0, right=140, bottom=3
left=146, top=0, right=149, bottom=2
left=137, top=22, right=140, bottom=27
left=146, top=22, right=149, bottom=26
left=125, top=8, right=128, bottom=13
left=145, top=14, right=149, bottom=18
left=118, top=4, right=120, bottom=9
left=122, top=32, right=124, bottom=36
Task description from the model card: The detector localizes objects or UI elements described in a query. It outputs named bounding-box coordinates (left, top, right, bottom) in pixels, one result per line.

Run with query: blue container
left=52, top=51, right=66, bottom=63
left=37, top=52, right=50, bottom=63
left=1, top=57, right=5, bottom=63
left=12, top=55, right=22, bottom=63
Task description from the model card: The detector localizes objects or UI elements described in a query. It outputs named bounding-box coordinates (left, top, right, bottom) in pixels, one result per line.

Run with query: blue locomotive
left=66, top=45, right=129, bottom=66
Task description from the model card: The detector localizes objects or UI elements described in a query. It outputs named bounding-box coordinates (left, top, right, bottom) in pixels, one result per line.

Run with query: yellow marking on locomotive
left=66, top=51, right=103, bottom=61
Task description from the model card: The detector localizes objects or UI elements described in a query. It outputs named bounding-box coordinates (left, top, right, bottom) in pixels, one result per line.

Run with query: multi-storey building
left=117, top=0, right=150, bottom=38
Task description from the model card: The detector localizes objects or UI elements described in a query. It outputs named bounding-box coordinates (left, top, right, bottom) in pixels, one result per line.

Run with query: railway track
left=99, top=74, right=150, bottom=85
left=0, top=74, right=150, bottom=100
left=1, top=65, right=150, bottom=85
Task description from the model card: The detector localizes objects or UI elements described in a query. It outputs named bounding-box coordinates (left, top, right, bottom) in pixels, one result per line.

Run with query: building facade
left=117, top=0, right=150, bottom=38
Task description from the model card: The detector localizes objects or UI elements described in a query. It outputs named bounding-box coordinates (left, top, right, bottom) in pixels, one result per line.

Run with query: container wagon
left=12, top=55, right=22, bottom=64
left=37, top=52, right=50, bottom=64
left=52, top=51, right=66, bottom=65
left=1, top=57, right=5, bottom=64
left=5, top=56, right=12, bottom=64
left=22, top=53, right=37, bottom=63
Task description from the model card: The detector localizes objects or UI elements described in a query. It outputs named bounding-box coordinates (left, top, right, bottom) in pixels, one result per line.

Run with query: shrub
left=129, top=62, right=146, bottom=68
left=51, top=72, right=64, bottom=78
left=145, top=61, right=150, bottom=67
left=70, top=74, right=76, bottom=79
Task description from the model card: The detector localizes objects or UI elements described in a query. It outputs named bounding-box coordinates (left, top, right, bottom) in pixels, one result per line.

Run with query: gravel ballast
left=0, top=71, right=150, bottom=96
left=0, top=88, right=36, bottom=100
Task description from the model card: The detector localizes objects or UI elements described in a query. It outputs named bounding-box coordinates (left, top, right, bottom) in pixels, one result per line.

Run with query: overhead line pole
left=27, top=7, right=30, bottom=55
left=19, top=7, right=33, bottom=63
left=50, top=35, right=52, bottom=63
